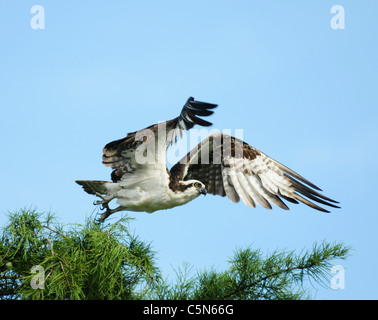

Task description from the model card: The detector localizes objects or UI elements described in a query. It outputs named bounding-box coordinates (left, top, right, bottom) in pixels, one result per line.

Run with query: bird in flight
left=76, top=97, right=339, bottom=222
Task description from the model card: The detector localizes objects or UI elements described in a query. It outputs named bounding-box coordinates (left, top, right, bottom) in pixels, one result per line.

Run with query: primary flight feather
left=76, top=97, right=339, bottom=221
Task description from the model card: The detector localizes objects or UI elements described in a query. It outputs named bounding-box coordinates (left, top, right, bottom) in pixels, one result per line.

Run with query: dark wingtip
left=184, top=96, right=218, bottom=109
left=180, top=96, right=218, bottom=129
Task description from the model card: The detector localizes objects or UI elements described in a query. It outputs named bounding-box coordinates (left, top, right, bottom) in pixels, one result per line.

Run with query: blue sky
left=1, top=1, right=377, bottom=299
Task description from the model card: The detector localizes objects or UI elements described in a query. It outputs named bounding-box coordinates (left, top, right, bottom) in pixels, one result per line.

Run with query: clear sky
left=1, top=1, right=377, bottom=299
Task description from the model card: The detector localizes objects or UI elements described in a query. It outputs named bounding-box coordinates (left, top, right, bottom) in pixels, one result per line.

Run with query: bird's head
left=180, top=180, right=207, bottom=197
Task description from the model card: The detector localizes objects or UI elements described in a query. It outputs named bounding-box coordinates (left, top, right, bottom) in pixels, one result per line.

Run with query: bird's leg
left=94, top=193, right=116, bottom=210
left=97, top=206, right=126, bottom=223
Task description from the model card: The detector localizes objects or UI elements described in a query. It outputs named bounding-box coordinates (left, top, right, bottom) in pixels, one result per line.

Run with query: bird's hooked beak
left=199, top=187, right=207, bottom=196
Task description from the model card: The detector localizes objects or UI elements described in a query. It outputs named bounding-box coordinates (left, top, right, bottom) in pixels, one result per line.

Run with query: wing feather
left=176, top=133, right=339, bottom=213
left=235, top=171, right=257, bottom=208
left=227, top=160, right=255, bottom=208
left=102, top=97, right=217, bottom=182
left=245, top=174, right=276, bottom=209
left=222, top=165, right=240, bottom=203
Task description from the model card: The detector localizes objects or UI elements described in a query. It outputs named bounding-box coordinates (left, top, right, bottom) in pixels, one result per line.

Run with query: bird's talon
left=95, top=192, right=106, bottom=201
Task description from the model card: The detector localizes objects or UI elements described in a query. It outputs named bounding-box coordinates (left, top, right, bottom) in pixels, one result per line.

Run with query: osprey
left=76, top=97, right=339, bottom=221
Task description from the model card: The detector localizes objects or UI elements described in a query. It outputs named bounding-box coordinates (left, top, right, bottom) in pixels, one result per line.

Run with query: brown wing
left=102, top=97, right=218, bottom=182
left=173, top=133, right=340, bottom=212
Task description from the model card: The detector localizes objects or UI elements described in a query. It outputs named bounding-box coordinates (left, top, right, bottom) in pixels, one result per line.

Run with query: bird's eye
left=194, top=182, right=200, bottom=188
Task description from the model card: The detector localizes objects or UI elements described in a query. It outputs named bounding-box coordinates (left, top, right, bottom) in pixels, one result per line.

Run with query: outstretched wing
left=172, top=133, right=340, bottom=212
left=102, top=97, right=218, bottom=182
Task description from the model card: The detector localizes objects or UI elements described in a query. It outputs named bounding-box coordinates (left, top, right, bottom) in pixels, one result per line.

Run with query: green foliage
left=151, top=243, right=350, bottom=300
left=0, top=209, right=350, bottom=300
left=0, top=208, right=159, bottom=299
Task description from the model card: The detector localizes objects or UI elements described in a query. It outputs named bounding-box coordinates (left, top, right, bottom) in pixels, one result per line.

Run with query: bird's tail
left=75, top=180, right=110, bottom=195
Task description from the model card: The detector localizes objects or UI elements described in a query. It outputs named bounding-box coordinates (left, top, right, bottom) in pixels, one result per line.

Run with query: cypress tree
left=0, top=208, right=350, bottom=300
